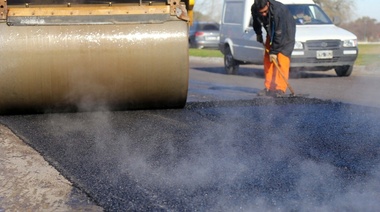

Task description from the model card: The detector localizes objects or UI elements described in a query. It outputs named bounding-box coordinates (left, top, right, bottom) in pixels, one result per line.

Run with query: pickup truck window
left=223, top=2, right=244, bottom=24
left=287, top=4, right=333, bottom=25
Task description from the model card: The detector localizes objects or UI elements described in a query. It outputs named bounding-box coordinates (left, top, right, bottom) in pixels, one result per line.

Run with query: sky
left=194, top=0, right=380, bottom=22
left=355, top=0, right=380, bottom=21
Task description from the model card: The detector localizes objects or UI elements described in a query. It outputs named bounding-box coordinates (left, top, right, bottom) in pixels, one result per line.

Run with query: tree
left=193, top=0, right=222, bottom=22
left=313, top=0, right=355, bottom=23
left=193, top=11, right=215, bottom=22
left=341, top=17, right=380, bottom=42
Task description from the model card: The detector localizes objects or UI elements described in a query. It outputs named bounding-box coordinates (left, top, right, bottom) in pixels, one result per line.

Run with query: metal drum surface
left=0, top=20, right=189, bottom=113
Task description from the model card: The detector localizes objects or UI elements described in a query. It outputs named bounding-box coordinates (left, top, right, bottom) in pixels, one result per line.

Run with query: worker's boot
left=257, top=88, right=270, bottom=96
left=273, top=90, right=286, bottom=98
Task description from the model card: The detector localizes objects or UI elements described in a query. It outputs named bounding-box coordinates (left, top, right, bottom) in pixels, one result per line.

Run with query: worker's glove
left=256, top=34, right=263, bottom=44
left=269, top=54, right=278, bottom=63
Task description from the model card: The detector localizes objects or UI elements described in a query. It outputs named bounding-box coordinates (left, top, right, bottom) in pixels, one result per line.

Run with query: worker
left=251, top=0, right=296, bottom=97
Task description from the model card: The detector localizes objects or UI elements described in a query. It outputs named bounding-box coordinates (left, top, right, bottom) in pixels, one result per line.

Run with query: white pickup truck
left=219, top=0, right=358, bottom=76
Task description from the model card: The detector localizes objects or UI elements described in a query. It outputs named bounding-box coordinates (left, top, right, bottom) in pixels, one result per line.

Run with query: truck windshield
left=287, top=4, right=333, bottom=25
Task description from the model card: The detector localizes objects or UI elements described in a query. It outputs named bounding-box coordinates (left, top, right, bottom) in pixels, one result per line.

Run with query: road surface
left=1, top=57, right=380, bottom=211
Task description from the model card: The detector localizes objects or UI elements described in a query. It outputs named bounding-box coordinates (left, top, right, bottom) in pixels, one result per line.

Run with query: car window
left=201, top=24, right=219, bottom=31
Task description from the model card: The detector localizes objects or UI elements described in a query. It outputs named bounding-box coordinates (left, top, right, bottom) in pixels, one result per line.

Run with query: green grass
left=357, top=44, right=380, bottom=66
left=189, top=44, right=380, bottom=66
left=189, top=48, right=223, bottom=57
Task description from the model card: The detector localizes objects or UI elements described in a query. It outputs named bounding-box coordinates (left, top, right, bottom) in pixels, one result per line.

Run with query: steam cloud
left=43, top=102, right=378, bottom=211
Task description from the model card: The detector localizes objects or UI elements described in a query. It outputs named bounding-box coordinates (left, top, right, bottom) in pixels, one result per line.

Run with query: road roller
left=0, top=0, right=194, bottom=114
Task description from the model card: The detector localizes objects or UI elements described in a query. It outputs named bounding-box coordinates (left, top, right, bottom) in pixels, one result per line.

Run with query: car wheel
left=224, top=46, right=239, bottom=75
left=335, top=65, right=353, bottom=77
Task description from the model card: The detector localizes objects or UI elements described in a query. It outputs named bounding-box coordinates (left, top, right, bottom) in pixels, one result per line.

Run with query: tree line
left=340, top=17, right=380, bottom=42
left=315, top=0, right=380, bottom=42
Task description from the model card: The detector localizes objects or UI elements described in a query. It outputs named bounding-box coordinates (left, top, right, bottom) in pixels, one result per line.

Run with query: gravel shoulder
left=0, top=125, right=102, bottom=211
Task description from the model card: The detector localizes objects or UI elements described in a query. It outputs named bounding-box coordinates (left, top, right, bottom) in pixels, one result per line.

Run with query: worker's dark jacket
left=251, top=0, right=296, bottom=57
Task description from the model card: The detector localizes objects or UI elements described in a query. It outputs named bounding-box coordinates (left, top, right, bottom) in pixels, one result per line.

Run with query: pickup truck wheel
left=224, top=47, right=239, bottom=75
left=335, top=65, right=353, bottom=77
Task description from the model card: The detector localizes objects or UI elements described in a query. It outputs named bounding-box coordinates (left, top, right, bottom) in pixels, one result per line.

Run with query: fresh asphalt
left=1, top=97, right=380, bottom=211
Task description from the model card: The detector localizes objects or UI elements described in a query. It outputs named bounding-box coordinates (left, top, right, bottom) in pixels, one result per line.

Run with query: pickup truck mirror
left=249, top=17, right=253, bottom=27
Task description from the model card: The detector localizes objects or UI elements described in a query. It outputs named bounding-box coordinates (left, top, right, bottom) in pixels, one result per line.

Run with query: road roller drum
left=0, top=0, right=193, bottom=113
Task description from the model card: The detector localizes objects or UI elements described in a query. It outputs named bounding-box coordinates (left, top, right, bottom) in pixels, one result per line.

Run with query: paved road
left=1, top=57, right=380, bottom=211
left=189, top=57, right=380, bottom=108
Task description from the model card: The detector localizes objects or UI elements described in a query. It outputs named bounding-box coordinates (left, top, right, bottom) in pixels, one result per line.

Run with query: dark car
left=189, top=22, right=220, bottom=49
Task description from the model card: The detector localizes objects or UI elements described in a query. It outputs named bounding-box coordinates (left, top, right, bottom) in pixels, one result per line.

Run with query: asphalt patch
left=1, top=98, right=380, bottom=211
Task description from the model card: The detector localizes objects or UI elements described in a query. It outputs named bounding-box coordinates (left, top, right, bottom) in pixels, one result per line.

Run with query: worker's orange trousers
left=264, top=42, right=290, bottom=92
